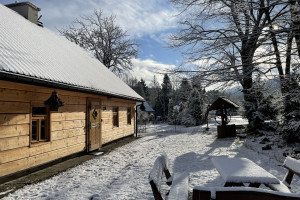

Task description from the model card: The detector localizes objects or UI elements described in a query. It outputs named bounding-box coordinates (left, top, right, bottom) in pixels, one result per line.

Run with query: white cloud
left=150, top=32, right=173, bottom=45
left=40, top=0, right=177, bottom=38
left=129, top=58, right=176, bottom=84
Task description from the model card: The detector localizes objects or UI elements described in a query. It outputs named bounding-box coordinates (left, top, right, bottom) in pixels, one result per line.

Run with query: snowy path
left=3, top=123, right=300, bottom=200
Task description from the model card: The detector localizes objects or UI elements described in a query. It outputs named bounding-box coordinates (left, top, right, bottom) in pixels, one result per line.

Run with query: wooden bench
left=149, top=153, right=189, bottom=200
left=192, top=187, right=300, bottom=200
left=266, top=156, right=300, bottom=193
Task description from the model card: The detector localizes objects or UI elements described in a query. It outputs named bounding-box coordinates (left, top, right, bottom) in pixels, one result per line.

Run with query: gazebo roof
left=208, top=97, right=239, bottom=111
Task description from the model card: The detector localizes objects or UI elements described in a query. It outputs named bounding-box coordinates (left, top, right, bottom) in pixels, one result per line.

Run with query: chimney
left=5, top=1, right=43, bottom=26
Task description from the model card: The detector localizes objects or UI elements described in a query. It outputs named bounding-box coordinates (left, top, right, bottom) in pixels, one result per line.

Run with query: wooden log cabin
left=0, top=2, right=144, bottom=179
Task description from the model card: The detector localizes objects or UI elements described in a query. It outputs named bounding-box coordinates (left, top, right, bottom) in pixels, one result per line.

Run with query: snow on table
left=211, top=157, right=280, bottom=184
left=194, top=186, right=300, bottom=199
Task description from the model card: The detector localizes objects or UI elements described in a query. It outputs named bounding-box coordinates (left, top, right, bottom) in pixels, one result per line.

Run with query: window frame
left=112, top=107, right=119, bottom=127
left=127, top=107, right=132, bottom=125
left=30, top=105, right=50, bottom=144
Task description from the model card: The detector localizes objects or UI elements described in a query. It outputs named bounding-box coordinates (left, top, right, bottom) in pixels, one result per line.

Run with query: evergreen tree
left=136, top=81, right=146, bottom=99
left=187, top=88, right=205, bottom=125
left=191, top=76, right=203, bottom=91
left=127, top=77, right=138, bottom=90
left=167, top=98, right=175, bottom=124
left=247, top=78, right=279, bottom=133
left=149, top=75, right=160, bottom=108
left=282, top=71, right=300, bottom=142
left=139, top=79, right=149, bottom=100
left=154, top=90, right=163, bottom=119
left=131, top=78, right=150, bottom=101
left=178, top=78, right=192, bottom=104
left=161, top=74, right=172, bottom=120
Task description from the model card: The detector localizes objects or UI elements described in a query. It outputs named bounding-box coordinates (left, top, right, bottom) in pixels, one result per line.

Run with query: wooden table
left=211, top=157, right=280, bottom=187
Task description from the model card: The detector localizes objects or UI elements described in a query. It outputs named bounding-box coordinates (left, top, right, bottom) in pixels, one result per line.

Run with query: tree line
left=59, top=1, right=300, bottom=143
left=125, top=74, right=243, bottom=127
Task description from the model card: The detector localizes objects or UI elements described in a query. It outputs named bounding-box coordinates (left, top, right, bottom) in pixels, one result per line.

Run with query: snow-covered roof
left=208, top=97, right=239, bottom=111
left=136, top=102, right=154, bottom=112
left=0, top=4, right=143, bottom=101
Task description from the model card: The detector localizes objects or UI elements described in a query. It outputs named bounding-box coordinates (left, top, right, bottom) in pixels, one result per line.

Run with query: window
left=31, top=106, right=49, bottom=142
left=127, top=107, right=131, bottom=125
left=113, top=107, right=119, bottom=127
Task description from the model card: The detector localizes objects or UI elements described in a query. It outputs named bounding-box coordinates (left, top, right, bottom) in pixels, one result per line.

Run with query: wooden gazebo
left=207, top=97, right=239, bottom=138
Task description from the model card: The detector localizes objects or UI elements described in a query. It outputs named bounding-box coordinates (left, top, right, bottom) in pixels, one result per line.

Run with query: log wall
left=101, top=100, right=135, bottom=144
left=0, top=80, right=136, bottom=178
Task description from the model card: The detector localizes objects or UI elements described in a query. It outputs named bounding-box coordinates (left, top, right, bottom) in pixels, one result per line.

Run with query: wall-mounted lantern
left=45, top=91, right=65, bottom=111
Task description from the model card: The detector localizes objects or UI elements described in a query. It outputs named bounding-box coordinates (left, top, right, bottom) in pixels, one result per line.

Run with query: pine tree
left=178, top=78, right=192, bottom=104
left=149, top=75, right=160, bottom=109
left=136, top=81, right=146, bottom=99
left=191, top=76, right=202, bottom=91
left=167, top=98, right=175, bottom=124
left=161, top=74, right=172, bottom=120
left=282, top=71, right=300, bottom=142
left=247, top=78, right=279, bottom=133
left=139, top=79, right=149, bottom=100
left=132, top=78, right=150, bottom=101
left=187, top=88, right=204, bottom=125
left=154, top=90, right=163, bottom=119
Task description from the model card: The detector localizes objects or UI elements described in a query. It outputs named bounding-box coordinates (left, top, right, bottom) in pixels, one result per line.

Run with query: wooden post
left=135, top=105, right=138, bottom=137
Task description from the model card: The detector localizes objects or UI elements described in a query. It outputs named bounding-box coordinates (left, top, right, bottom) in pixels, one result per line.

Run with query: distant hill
left=224, top=78, right=281, bottom=100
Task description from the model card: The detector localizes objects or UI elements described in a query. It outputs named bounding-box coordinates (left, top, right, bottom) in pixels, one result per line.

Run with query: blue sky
left=2, top=0, right=182, bottom=84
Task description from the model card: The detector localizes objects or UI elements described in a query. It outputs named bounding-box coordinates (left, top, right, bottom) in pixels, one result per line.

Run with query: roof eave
left=0, top=71, right=144, bottom=102
left=208, top=97, right=239, bottom=111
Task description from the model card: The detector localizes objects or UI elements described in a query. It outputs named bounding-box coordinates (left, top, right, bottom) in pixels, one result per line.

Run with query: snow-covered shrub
left=167, top=77, right=206, bottom=127
left=168, top=104, right=180, bottom=125
left=177, top=110, right=196, bottom=127
left=244, top=78, right=279, bottom=134
left=281, top=71, right=300, bottom=143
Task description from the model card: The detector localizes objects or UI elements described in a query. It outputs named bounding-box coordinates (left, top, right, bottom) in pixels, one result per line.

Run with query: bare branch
left=59, top=9, right=138, bottom=74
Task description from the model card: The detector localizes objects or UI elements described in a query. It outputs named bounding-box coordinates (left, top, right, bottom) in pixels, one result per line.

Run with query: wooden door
left=87, top=99, right=102, bottom=151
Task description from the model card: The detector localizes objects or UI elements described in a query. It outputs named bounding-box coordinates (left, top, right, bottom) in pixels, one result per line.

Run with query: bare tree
left=170, top=0, right=264, bottom=129
left=169, top=0, right=291, bottom=131
left=59, top=9, right=138, bottom=74
left=289, top=0, right=300, bottom=57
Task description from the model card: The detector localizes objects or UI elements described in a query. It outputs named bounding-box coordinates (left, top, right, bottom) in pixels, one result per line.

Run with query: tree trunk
left=241, top=54, right=258, bottom=133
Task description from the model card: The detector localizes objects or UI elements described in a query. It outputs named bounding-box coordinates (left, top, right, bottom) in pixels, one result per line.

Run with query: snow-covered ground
left=2, top=118, right=300, bottom=200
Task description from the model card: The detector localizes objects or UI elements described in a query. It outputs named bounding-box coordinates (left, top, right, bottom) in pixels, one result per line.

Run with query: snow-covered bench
left=149, top=153, right=189, bottom=200
left=192, top=187, right=300, bottom=200
left=266, top=156, right=300, bottom=193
